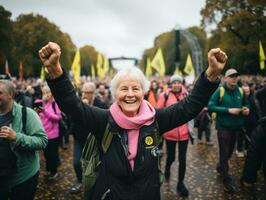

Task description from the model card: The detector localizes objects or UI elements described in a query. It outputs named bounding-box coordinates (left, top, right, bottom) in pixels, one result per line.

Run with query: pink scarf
left=110, top=100, right=155, bottom=170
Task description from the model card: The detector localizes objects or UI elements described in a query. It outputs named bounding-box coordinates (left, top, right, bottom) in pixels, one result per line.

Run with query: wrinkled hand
left=39, top=42, right=63, bottom=79
left=206, top=48, right=228, bottom=81
left=0, top=126, right=17, bottom=141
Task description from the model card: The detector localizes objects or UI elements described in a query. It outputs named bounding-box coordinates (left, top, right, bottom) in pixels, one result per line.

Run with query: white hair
left=110, top=66, right=150, bottom=98
left=42, top=84, right=51, bottom=92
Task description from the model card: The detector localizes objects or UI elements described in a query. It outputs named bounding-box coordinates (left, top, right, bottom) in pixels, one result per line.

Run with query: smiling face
left=115, top=77, right=144, bottom=117
left=171, top=81, right=182, bottom=93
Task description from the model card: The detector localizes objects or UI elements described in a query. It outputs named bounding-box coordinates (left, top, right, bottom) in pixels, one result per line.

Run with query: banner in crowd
left=91, top=64, right=95, bottom=78
left=174, top=65, right=183, bottom=76
left=145, top=57, right=152, bottom=77
left=151, top=48, right=165, bottom=76
left=96, top=53, right=104, bottom=77
left=259, top=41, right=265, bottom=70
left=71, top=49, right=81, bottom=85
left=5, top=60, right=10, bottom=75
left=184, top=53, right=195, bottom=77
left=103, top=55, right=109, bottom=77
left=19, top=61, right=23, bottom=81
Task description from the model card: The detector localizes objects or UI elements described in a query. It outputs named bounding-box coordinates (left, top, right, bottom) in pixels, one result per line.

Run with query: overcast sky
left=2, top=0, right=205, bottom=60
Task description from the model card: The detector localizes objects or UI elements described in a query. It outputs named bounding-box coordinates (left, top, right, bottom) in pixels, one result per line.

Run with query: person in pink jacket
left=157, top=74, right=190, bottom=197
left=35, top=85, right=61, bottom=180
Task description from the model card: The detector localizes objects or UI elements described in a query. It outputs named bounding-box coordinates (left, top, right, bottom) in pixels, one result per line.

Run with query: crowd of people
left=0, top=42, right=265, bottom=200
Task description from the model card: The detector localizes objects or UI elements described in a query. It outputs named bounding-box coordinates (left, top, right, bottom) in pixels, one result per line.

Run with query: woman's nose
left=126, top=89, right=134, bottom=96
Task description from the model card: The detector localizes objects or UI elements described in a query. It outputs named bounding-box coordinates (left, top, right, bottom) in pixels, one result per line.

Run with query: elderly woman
left=39, top=42, right=227, bottom=200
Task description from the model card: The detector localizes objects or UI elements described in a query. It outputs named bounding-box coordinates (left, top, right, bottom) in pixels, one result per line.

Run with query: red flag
left=19, top=62, right=23, bottom=81
left=5, top=60, right=10, bottom=74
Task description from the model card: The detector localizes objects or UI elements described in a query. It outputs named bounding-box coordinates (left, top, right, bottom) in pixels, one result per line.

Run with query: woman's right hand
left=206, top=48, right=227, bottom=82
left=39, top=42, right=63, bottom=79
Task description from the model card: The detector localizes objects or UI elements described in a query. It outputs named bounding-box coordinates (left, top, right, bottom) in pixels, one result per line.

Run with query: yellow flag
left=184, top=54, right=195, bottom=77
left=109, top=67, right=115, bottom=78
left=145, top=57, right=152, bottom=77
left=259, top=41, right=265, bottom=70
left=40, top=66, right=48, bottom=80
left=96, top=53, right=104, bottom=77
left=103, top=55, right=109, bottom=76
left=91, top=64, right=95, bottom=78
left=71, top=49, right=81, bottom=85
left=40, top=66, right=45, bottom=80
left=151, top=48, right=165, bottom=76
left=174, top=66, right=183, bottom=76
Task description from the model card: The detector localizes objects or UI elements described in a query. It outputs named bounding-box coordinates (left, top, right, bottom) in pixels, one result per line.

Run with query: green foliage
left=201, top=0, right=266, bottom=74
left=1, top=2, right=265, bottom=77
left=141, top=32, right=176, bottom=75
left=154, top=32, right=176, bottom=75
left=11, top=13, right=75, bottom=77
left=80, top=45, right=98, bottom=76
left=141, top=27, right=207, bottom=75
left=0, top=6, right=12, bottom=70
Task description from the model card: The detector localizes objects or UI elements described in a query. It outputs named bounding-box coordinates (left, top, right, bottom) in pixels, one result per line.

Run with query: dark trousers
left=44, top=137, right=60, bottom=175
left=165, top=140, right=188, bottom=182
left=0, top=172, right=39, bottom=200
left=198, top=123, right=211, bottom=142
left=217, top=129, right=239, bottom=179
left=59, top=132, right=69, bottom=147
left=73, top=139, right=85, bottom=183
left=236, top=130, right=245, bottom=151
left=242, top=125, right=266, bottom=183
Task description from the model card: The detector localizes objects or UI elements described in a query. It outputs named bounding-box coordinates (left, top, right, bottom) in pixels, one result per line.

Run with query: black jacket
left=242, top=117, right=266, bottom=183
left=47, top=71, right=219, bottom=200
left=70, top=97, right=108, bottom=143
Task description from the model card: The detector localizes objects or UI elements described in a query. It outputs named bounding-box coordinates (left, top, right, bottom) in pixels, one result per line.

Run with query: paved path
left=35, top=129, right=265, bottom=200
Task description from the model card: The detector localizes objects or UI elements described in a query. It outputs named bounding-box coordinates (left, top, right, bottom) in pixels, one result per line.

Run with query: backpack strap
left=101, top=123, right=113, bottom=153
left=52, top=101, right=56, bottom=114
left=239, top=87, right=246, bottom=106
left=219, top=86, right=225, bottom=103
left=22, top=106, right=27, bottom=133
left=154, top=120, right=164, bottom=184
left=219, top=86, right=244, bottom=103
left=239, top=87, right=243, bottom=96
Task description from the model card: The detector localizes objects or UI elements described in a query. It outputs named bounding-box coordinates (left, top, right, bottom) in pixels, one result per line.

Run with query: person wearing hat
left=157, top=74, right=190, bottom=197
left=208, top=68, right=250, bottom=193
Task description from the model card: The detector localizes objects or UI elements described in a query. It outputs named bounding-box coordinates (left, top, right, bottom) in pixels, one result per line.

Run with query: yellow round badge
left=145, top=136, right=153, bottom=146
